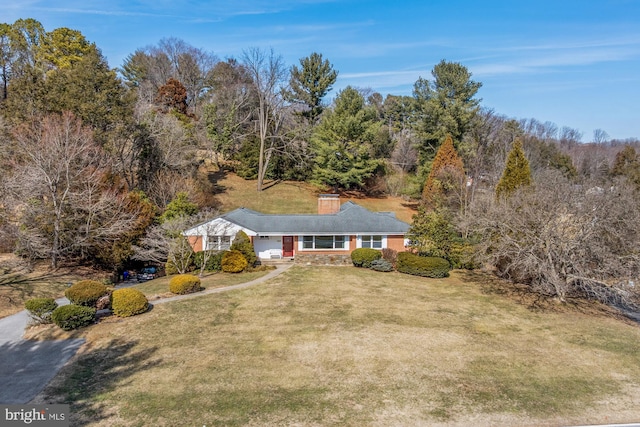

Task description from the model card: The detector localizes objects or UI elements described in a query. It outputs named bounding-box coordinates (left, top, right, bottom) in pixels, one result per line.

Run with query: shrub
left=231, top=231, right=257, bottom=266
left=111, top=288, right=149, bottom=317
left=448, top=242, right=479, bottom=270
left=194, top=250, right=226, bottom=272
left=370, top=259, right=394, bottom=272
left=169, top=274, right=202, bottom=295
left=396, top=252, right=451, bottom=278
left=351, top=248, right=382, bottom=268
left=51, top=304, right=96, bottom=330
left=165, top=260, right=179, bottom=275
left=25, top=297, right=58, bottom=324
left=222, top=250, right=248, bottom=273
left=64, top=280, right=109, bottom=307
left=381, top=248, right=398, bottom=266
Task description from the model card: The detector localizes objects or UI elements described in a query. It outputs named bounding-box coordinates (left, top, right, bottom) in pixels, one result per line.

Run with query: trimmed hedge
left=370, top=258, right=394, bottom=272
left=396, top=252, right=451, bottom=278
left=51, top=305, right=96, bottom=330
left=222, top=250, right=248, bottom=273
left=25, top=297, right=58, bottom=324
left=65, top=280, right=109, bottom=307
left=111, top=288, right=149, bottom=317
left=351, top=248, right=382, bottom=268
left=169, top=274, right=202, bottom=295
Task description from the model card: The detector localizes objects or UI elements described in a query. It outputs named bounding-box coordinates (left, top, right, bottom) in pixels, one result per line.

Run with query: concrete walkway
left=0, top=263, right=293, bottom=404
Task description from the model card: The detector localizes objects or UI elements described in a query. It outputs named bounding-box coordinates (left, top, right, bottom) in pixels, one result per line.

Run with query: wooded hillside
left=1, top=19, right=639, bottom=308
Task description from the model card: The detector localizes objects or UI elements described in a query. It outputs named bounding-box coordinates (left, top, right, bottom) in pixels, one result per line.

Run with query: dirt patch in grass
left=33, top=266, right=640, bottom=426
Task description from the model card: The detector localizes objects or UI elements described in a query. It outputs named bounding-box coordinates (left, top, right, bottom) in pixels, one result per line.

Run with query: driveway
left=0, top=263, right=293, bottom=404
left=0, top=296, right=85, bottom=404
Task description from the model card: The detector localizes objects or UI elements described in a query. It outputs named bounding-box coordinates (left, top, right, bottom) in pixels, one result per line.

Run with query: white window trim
left=297, top=235, right=350, bottom=251
left=356, top=235, right=387, bottom=249
left=206, top=235, right=232, bottom=251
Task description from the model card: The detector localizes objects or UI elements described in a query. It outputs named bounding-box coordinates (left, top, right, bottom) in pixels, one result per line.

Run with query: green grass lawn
left=35, top=266, right=640, bottom=426
left=130, top=269, right=273, bottom=299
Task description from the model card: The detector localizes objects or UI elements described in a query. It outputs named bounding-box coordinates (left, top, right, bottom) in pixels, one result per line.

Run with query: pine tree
left=311, top=86, right=383, bottom=191
left=495, top=138, right=532, bottom=199
left=421, top=134, right=466, bottom=211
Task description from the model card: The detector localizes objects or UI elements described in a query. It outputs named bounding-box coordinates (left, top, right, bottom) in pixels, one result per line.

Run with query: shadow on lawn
left=39, top=338, right=161, bottom=426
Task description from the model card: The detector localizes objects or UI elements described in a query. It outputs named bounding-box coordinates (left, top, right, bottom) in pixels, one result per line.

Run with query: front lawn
left=130, top=269, right=273, bottom=299
left=35, top=266, right=640, bottom=426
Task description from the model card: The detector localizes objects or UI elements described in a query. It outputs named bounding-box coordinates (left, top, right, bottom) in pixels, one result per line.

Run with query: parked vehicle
left=137, top=267, right=157, bottom=282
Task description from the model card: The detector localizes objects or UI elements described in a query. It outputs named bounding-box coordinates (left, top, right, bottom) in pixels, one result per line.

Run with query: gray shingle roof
left=220, top=201, right=409, bottom=235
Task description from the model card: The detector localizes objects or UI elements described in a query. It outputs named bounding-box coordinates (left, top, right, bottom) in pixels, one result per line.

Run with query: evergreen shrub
left=230, top=231, right=257, bottom=266
left=65, top=280, right=109, bottom=307
left=222, top=250, right=248, bottom=273
left=24, top=297, right=58, bottom=324
left=351, top=248, right=382, bottom=268
left=111, top=288, right=149, bottom=317
left=51, top=305, right=96, bottom=330
left=194, top=250, right=226, bottom=272
left=396, top=252, right=451, bottom=278
left=169, top=274, right=202, bottom=295
left=370, top=259, right=394, bottom=272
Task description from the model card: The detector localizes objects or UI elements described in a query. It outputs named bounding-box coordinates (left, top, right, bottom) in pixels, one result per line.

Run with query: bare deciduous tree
left=465, top=171, right=640, bottom=308
left=241, top=47, right=288, bottom=191
left=7, top=112, right=140, bottom=267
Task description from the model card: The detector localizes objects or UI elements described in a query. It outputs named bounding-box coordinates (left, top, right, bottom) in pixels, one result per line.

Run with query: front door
left=283, top=236, right=294, bottom=257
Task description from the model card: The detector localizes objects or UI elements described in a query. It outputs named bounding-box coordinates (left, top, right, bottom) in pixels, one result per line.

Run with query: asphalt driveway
left=0, top=297, right=84, bottom=404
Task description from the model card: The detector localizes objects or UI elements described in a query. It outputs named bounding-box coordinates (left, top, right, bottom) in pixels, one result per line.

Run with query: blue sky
left=5, top=0, right=640, bottom=141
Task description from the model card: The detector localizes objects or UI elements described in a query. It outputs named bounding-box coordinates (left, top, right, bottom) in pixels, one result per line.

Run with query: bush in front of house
left=194, top=250, right=227, bottom=272
left=25, top=297, right=58, bottom=324
left=51, top=304, right=96, bottom=330
left=221, top=250, right=248, bottom=273
left=111, top=288, right=149, bottom=318
left=230, top=231, right=257, bottom=267
left=381, top=248, right=398, bottom=266
left=351, top=248, right=382, bottom=268
left=169, top=274, right=202, bottom=295
left=370, top=259, right=394, bottom=272
left=396, top=252, right=451, bottom=278
left=64, top=280, right=110, bottom=307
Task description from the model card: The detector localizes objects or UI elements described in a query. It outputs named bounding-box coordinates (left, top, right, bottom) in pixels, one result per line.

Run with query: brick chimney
left=318, top=194, right=341, bottom=214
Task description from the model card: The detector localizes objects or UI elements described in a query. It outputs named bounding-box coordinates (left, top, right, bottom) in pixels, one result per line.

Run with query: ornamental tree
left=495, top=138, right=532, bottom=199
left=422, top=134, right=466, bottom=212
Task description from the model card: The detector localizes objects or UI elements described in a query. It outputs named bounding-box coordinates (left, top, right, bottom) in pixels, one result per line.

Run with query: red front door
left=283, top=236, right=294, bottom=257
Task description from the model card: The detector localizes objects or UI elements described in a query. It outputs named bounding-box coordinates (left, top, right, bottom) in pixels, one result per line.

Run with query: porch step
left=259, top=258, right=295, bottom=266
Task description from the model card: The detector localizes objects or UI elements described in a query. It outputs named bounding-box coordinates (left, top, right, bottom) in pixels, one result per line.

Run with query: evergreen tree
left=495, top=138, right=532, bottom=199
left=160, top=192, right=198, bottom=223
left=422, top=134, right=466, bottom=211
left=611, top=145, right=640, bottom=186
left=287, top=52, right=338, bottom=124
left=413, top=60, right=482, bottom=164
left=230, top=230, right=257, bottom=267
left=311, top=86, right=383, bottom=191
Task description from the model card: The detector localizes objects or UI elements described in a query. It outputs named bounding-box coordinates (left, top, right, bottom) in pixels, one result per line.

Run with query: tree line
left=1, top=18, right=639, bottom=309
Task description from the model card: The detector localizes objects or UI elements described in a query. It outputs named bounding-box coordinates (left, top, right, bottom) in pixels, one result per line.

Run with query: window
left=207, top=235, right=231, bottom=251
left=301, top=235, right=347, bottom=250
left=361, top=235, right=383, bottom=249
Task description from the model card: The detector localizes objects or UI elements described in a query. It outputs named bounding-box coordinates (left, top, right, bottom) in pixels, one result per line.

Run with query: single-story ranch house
left=183, top=194, right=410, bottom=264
